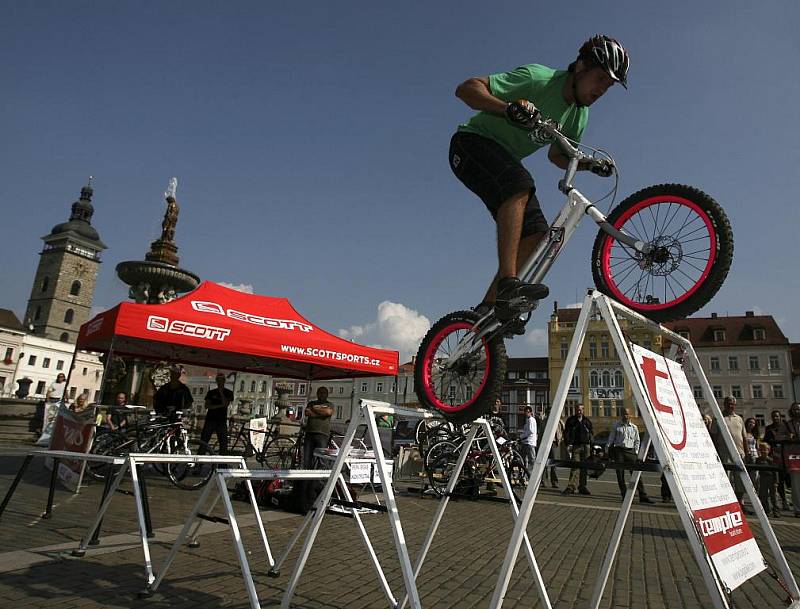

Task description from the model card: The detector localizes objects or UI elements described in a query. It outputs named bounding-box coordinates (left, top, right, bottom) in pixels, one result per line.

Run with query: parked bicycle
left=415, top=112, right=733, bottom=423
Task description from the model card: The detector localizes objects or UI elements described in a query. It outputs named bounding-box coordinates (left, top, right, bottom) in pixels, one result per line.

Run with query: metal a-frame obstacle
left=489, top=290, right=800, bottom=609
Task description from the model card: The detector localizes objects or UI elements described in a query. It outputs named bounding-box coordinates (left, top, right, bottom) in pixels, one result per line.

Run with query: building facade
left=23, top=184, right=106, bottom=343
left=664, top=312, right=794, bottom=427
left=548, top=305, right=663, bottom=434
left=500, top=357, right=550, bottom=433
left=0, top=310, right=26, bottom=397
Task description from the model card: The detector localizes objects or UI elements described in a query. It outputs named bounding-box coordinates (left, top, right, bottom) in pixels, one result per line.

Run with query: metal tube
left=42, top=457, right=59, bottom=519
left=89, top=464, right=117, bottom=545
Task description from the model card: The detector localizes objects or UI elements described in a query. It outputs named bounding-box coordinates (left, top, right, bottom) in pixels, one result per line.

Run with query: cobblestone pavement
left=1, top=454, right=799, bottom=609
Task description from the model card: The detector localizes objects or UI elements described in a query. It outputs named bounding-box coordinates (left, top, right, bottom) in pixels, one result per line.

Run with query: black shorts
left=449, top=131, right=548, bottom=237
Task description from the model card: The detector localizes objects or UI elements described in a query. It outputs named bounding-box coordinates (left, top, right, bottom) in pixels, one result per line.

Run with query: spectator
left=744, top=417, right=760, bottom=487
left=46, top=373, right=67, bottom=403
left=756, top=442, right=780, bottom=518
left=153, top=366, right=193, bottom=421
left=519, top=406, right=537, bottom=476
left=303, top=387, right=333, bottom=468
left=703, top=414, right=713, bottom=431
left=709, top=396, right=748, bottom=509
left=563, top=404, right=593, bottom=496
left=607, top=408, right=653, bottom=504
left=487, top=398, right=506, bottom=438
left=764, top=409, right=792, bottom=511
left=70, top=392, right=89, bottom=413
left=104, top=392, right=129, bottom=431
left=783, top=402, right=800, bottom=517
left=544, top=406, right=564, bottom=489
left=200, top=373, right=234, bottom=455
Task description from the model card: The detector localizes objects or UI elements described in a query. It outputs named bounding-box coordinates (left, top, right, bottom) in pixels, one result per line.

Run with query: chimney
left=710, top=312, right=718, bottom=319
left=745, top=311, right=754, bottom=317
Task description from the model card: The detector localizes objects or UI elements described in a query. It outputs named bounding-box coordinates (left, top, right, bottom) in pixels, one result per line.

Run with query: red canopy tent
left=76, top=281, right=398, bottom=380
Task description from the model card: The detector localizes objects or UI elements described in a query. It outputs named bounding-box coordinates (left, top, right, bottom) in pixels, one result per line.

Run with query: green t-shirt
left=459, top=64, right=588, bottom=161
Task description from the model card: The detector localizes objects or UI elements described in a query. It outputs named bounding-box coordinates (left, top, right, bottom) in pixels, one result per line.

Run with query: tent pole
left=61, top=342, right=81, bottom=406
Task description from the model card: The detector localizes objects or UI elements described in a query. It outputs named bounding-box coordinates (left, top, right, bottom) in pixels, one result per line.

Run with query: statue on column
left=160, top=177, right=179, bottom=243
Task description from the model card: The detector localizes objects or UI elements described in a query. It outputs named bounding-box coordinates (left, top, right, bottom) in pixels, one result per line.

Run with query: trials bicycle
left=415, top=113, right=733, bottom=423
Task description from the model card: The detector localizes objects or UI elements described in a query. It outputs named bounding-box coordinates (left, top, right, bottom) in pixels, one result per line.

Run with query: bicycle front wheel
left=167, top=434, right=214, bottom=490
left=414, top=311, right=506, bottom=424
left=591, top=184, right=733, bottom=322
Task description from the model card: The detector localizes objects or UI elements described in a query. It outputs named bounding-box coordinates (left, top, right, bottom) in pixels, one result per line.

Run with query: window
left=755, top=414, right=766, bottom=427
left=34, top=306, right=42, bottom=320
left=713, top=329, right=726, bottom=342
left=601, top=342, right=610, bottom=358
left=589, top=342, right=597, bottom=358
left=28, top=355, right=37, bottom=366
left=376, top=382, right=384, bottom=392
left=560, top=343, right=568, bottom=359
left=69, top=386, right=77, bottom=399
left=508, top=371, right=518, bottom=380
left=602, top=370, right=611, bottom=387
left=693, top=386, right=703, bottom=399
left=56, top=360, right=64, bottom=370
left=250, top=381, right=256, bottom=392
left=260, top=381, right=267, bottom=392
left=339, top=386, right=344, bottom=394
left=773, top=385, right=785, bottom=399
left=35, top=381, right=46, bottom=395
left=570, top=373, right=580, bottom=389
left=335, top=405, right=342, bottom=419
left=41, top=276, right=49, bottom=292
left=70, top=280, right=81, bottom=296
left=752, top=384, right=763, bottom=399
left=591, top=399, right=600, bottom=417
left=361, top=382, right=368, bottom=392
left=731, top=385, right=742, bottom=399
left=712, top=385, right=723, bottom=399
left=589, top=371, right=599, bottom=388
left=4, top=347, right=12, bottom=361
left=298, top=383, right=307, bottom=396
left=42, top=358, right=50, bottom=369
left=94, top=390, right=101, bottom=402
left=391, top=381, right=397, bottom=392
left=59, top=333, right=69, bottom=342
left=728, top=356, right=738, bottom=371
left=615, top=401, right=625, bottom=418
left=614, top=370, right=624, bottom=387
left=769, top=356, right=780, bottom=371
left=64, top=309, right=74, bottom=324
left=753, top=328, right=766, bottom=340
left=749, top=356, right=759, bottom=371
left=603, top=401, right=612, bottom=417
left=82, top=367, right=87, bottom=376
left=239, top=380, right=245, bottom=392
left=678, top=331, right=690, bottom=340
left=710, top=357, right=720, bottom=371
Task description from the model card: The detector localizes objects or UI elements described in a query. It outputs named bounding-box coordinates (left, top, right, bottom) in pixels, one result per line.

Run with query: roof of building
left=507, top=357, right=549, bottom=372
left=663, top=312, right=788, bottom=347
left=553, top=308, right=581, bottom=323
left=0, top=308, right=24, bottom=332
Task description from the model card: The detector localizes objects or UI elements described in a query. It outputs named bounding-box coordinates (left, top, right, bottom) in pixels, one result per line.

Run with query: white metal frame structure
left=151, top=401, right=437, bottom=609
left=490, top=290, right=800, bottom=609
left=74, top=453, right=248, bottom=585
left=398, top=418, right=552, bottom=609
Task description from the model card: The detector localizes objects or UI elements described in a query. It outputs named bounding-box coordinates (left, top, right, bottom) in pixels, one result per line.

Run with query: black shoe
left=502, top=318, right=527, bottom=337
left=495, top=277, right=548, bottom=321
left=561, top=488, right=574, bottom=495
left=640, top=496, right=654, bottom=504
left=473, top=302, right=493, bottom=317
left=578, top=487, right=591, bottom=496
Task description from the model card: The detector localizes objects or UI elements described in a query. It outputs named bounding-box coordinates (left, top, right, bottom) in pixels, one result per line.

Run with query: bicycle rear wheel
left=592, top=184, right=733, bottom=322
left=87, top=430, right=128, bottom=481
left=414, top=311, right=506, bottom=424
left=424, top=441, right=460, bottom=497
left=167, top=433, right=214, bottom=490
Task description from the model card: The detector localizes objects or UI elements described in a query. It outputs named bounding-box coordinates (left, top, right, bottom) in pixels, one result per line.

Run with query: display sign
left=46, top=407, right=96, bottom=492
left=248, top=417, right=269, bottom=452
left=631, top=344, right=765, bottom=592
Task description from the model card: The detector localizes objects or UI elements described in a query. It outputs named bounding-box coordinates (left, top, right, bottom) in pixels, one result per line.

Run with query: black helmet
left=578, top=34, right=629, bottom=89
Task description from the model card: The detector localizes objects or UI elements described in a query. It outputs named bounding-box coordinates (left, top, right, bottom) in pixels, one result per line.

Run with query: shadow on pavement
left=632, top=525, right=688, bottom=539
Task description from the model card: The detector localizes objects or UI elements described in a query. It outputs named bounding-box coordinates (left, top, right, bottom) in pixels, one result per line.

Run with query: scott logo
left=147, top=315, right=230, bottom=342
left=191, top=300, right=313, bottom=333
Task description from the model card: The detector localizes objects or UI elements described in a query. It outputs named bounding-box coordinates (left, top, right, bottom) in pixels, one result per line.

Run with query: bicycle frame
left=445, top=123, right=653, bottom=365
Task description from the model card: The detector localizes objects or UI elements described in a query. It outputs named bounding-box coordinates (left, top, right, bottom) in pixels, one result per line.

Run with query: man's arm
left=606, top=423, right=617, bottom=452
left=455, top=77, right=508, bottom=115
left=548, top=144, right=595, bottom=172
left=307, top=402, right=333, bottom=418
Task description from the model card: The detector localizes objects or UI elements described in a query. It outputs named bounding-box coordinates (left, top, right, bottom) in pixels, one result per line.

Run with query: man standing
left=153, top=366, right=193, bottom=422
left=544, top=407, right=564, bottom=489
left=46, top=372, right=67, bottom=403
left=764, top=409, right=792, bottom=511
left=519, top=406, right=537, bottom=476
left=607, top=409, right=653, bottom=504
left=201, top=373, right=234, bottom=455
left=451, top=35, right=628, bottom=327
left=303, top=387, right=333, bottom=468
left=563, top=404, right=594, bottom=495
left=782, top=403, right=800, bottom=517
left=104, top=391, right=130, bottom=432
left=710, top=396, right=748, bottom=508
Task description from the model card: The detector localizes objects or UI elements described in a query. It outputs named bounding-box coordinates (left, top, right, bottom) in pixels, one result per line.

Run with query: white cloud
left=523, top=327, right=548, bottom=356
left=219, top=282, right=254, bottom=294
left=339, top=301, right=430, bottom=363
left=565, top=302, right=582, bottom=309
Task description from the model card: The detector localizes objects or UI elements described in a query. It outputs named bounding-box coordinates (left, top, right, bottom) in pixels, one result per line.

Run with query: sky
left=2, top=1, right=798, bottom=363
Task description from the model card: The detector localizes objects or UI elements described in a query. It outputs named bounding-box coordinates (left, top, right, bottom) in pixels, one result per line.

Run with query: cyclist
left=450, top=34, right=629, bottom=330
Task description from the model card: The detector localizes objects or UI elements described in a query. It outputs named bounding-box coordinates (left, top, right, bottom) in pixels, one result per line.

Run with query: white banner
left=631, top=344, right=765, bottom=591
